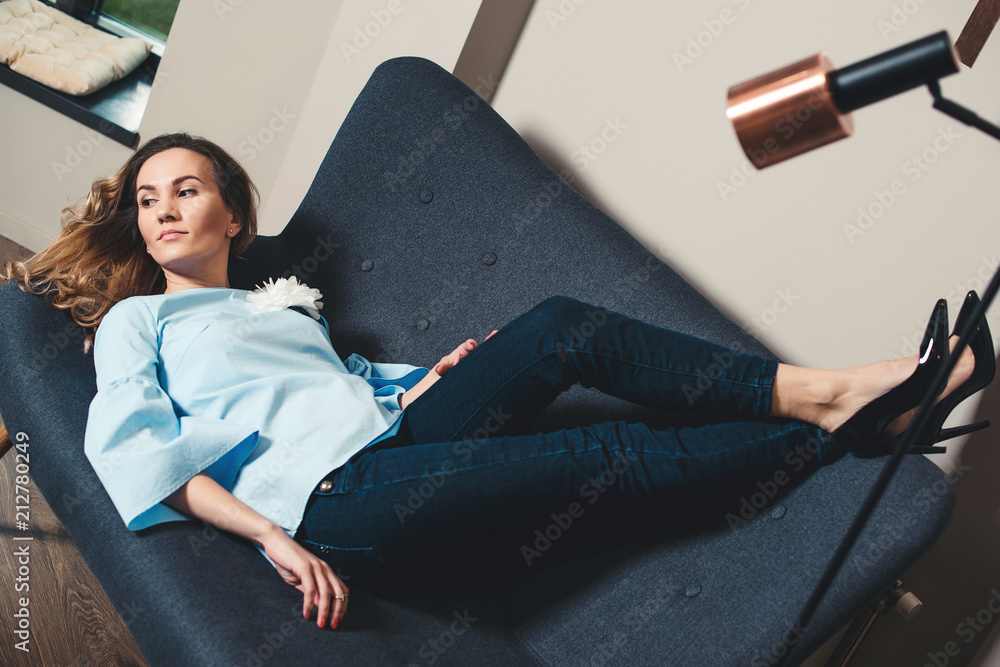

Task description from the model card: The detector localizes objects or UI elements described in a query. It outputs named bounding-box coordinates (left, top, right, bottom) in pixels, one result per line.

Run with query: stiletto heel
left=833, top=299, right=950, bottom=458
left=934, top=419, right=990, bottom=443
left=902, top=290, right=996, bottom=452
left=911, top=445, right=948, bottom=455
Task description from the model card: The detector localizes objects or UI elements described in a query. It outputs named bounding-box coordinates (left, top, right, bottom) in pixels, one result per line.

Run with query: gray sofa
left=0, top=57, right=956, bottom=665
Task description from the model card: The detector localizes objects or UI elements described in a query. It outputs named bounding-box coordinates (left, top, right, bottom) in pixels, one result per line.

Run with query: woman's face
left=135, top=147, right=240, bottom=285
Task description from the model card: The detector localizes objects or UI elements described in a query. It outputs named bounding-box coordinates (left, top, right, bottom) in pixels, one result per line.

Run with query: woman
left=1, top=133, right=991, bottom=634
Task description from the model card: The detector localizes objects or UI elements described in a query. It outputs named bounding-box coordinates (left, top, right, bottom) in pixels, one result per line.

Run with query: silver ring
left=335, top=594, right=347, bottom=602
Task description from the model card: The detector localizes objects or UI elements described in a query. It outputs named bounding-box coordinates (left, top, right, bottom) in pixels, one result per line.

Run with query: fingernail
left=333, top=618, right=339, bottom=630
left=319, top=616, right=326, bottom=628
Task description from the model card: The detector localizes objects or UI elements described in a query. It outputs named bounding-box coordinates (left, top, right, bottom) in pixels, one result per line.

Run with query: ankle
left=810, top=357, right=912, bottom=434
left=772, top=365, right=839, bottom=427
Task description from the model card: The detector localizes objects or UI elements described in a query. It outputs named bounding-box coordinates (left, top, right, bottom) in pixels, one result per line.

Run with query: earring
left=228, top=228, right=234, bottom=235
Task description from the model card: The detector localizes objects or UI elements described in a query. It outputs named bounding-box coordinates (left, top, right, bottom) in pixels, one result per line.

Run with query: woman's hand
left=400, top=330, right=499, bottom=409
left=433, top=338, right=478, bottom=375
left=433, top=329, right=498, bottom=376
left=163, top=474, right=348, bottom=629
left=257, top=525, right=349, bottom=630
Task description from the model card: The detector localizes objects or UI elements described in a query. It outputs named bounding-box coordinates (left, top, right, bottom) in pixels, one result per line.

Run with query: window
left=57, top=0, right=181, bottom=54
left=98, top=0, right=180, bottom=48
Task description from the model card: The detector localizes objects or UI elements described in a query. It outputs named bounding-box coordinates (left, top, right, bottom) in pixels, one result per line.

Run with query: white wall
left=0, top=84, right=133, bottom=251
left=491, top=1, right=1000, bottom=665
left=140, top=0, right=483, bottom=236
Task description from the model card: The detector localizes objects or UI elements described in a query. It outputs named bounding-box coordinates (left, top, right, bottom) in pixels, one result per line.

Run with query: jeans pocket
left=299, top=540, right=387, bottom=566
left=298, top=539, right=389, bottom=582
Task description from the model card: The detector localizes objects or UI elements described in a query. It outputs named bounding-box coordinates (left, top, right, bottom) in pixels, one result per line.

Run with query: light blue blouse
left=84, top=287, right=428, bottom=543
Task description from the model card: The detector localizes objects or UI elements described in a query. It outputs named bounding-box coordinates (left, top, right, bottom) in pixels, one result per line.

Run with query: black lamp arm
left=928, top=80, right=1000, bottom=141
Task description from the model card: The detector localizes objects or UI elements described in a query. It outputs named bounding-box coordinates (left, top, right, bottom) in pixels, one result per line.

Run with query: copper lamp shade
left=727, top=54, right=853, bottom=169
left=727, top=31, right=959, bottom=169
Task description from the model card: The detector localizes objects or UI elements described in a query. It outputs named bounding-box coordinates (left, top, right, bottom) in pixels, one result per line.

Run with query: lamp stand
left=778, top=83, right=1000, bottom=666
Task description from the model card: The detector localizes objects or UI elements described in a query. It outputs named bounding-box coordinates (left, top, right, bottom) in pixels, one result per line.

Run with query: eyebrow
left=136, top=175, right=205, bottom=196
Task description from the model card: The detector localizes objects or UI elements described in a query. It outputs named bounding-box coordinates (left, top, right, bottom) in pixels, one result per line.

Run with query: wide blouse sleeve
left=344, top=353, right=429, bottom=414
left=84, top=299, right=259, bottom=531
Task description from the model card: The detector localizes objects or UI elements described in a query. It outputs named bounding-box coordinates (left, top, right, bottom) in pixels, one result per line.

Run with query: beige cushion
left=0, top=0, right=150, bottom=95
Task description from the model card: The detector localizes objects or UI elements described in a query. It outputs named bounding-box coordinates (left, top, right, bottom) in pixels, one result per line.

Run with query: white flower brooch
left=246, top=276, right=324, bottom=320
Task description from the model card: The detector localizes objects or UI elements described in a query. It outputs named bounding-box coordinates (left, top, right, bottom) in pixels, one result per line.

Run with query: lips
left=158, top=230, right=187, bottom=241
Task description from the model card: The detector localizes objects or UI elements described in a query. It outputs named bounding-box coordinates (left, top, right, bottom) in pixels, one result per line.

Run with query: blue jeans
left=295, top=296, right=838, bottom=589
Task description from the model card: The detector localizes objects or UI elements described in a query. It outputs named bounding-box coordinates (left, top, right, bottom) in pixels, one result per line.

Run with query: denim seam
left=341, top=423, right=823, bottom=495
left=588, top=346, right=772, bottom=390
left=343, top=445, right=608, bottom=495
left=637, top=422, right=823, bottom=460
left=446, top=343, right=773, bottom=441
left=756, top=357, right=779, bottom=419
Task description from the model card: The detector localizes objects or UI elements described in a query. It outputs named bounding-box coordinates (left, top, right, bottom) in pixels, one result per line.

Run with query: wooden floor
left=0, top=236, right=148, bottom=667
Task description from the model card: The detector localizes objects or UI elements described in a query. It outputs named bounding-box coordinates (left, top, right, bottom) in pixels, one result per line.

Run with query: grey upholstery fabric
left=0, top=57, right=954, bottom=665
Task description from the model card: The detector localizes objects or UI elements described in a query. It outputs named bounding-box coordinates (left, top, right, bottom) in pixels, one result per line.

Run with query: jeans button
left=318, top=480, right=333, bottom=492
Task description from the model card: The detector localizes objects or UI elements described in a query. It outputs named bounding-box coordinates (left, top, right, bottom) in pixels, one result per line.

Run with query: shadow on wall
left=519, top=130, right=629, bottom=230
left=452, top=0, right=536, bottom=106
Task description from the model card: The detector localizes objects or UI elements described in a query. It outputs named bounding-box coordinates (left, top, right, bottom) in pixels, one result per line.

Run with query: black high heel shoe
left=833, top=299, right=950, bottom=458
left=900, top=290, right=995, bottom=451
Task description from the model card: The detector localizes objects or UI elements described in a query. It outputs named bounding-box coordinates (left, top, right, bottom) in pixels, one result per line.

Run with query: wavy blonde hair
left=3, top=133, right=258, bottom=347
left=0, top=133, right=259, bottom=453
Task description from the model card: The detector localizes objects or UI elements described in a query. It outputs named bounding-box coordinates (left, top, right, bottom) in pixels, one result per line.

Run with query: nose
left=156, top=196, right=178, bottom=222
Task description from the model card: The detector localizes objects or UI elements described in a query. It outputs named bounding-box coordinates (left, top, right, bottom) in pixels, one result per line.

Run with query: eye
left=178, top=187, right=196, bottom=197
left=138, top=197, right=155, bottom=208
